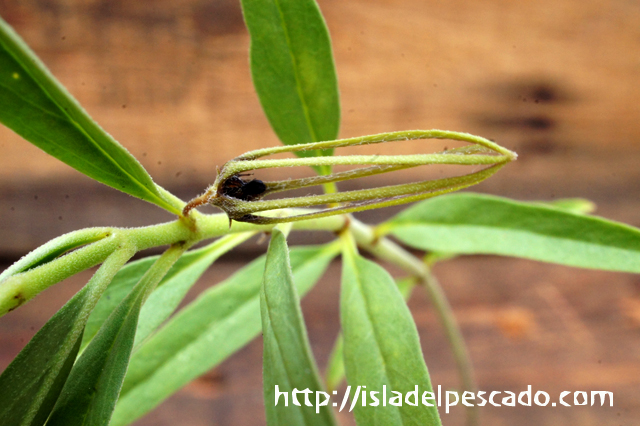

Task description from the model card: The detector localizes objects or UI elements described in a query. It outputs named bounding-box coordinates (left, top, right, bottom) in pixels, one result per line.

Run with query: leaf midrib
left=388, top=221, right=640, bottom=252
left=123, top=249, right=331, bottom=395
left=272, top=0, right=319, bottom=144
left=345, top=253, right=407, bottom=424
left=0, top=27, right=172, bottom=211
left=78, top=289, right=145, bottom=426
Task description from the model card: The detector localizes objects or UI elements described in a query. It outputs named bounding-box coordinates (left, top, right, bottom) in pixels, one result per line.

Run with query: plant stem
left=139, top=242, right=192, bottom=303
left=349, top=217, right=479, bottom=426
left=0, top=227, right=113, bottom=282
left=225, top=153, right=509, bottom=174
left=0, top=210, right=347, bottom=316
left=0, top=202, right=478, bottom=426
left=235, top=129, right=517, bottom=161
left=0, top=236, right=121, bottom=315
left=0, top=246, right=135, bottom=426
left=421, top=270, right=479, bottom=426
left=322, top=181, right=338, bottom=196
left=225, top=167, right=502, bottom=216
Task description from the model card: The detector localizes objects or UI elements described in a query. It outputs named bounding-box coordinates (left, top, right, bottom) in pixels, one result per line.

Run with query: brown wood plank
left=1, top=1, right=639, bottom=425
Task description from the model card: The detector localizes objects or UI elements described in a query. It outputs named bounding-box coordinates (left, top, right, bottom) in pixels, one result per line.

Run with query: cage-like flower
left=183, top=130, right=517, bottom=224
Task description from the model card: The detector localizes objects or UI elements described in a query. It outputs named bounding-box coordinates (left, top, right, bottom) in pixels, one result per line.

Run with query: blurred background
left=0, top=0, right=639, bottom=424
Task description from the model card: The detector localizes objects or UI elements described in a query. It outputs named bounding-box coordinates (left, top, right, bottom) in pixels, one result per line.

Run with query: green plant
left=0, top=2, right=638, bottom=426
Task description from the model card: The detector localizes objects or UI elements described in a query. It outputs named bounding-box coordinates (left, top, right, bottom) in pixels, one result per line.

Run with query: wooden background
left=0, top=0, right=639, bottom=425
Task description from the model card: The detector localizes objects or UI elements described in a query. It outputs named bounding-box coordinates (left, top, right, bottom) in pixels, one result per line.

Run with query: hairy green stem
left=421, top=269, right=479, bottom=426
left=235, top=129, right=516, bottom=161
left=223, top=153, right=510, bottom=176
left=0, top=228, right=113, bottom=282
left=0, top=236, right=122, bottom=315
left=138, top=242, right=192, bottom=304
left=266, top=165, right=409, bottom=194
left=0, top=201, right=478, bottom=426
left=218, top=165, right=505, bottom=225
left=0, top=246, right=135, bottom=426
left=0, top=210, right=347, bottom=316
left=226, top=168, right=501, bottom=216
left=193, top=129, right=516, bottom=224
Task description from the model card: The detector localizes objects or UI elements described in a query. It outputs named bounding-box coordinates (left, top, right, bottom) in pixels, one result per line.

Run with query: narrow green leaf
left=46, top=245, right=186, bottom=426
left=81, top=233, right=253, bottom=351
left=240, top=0, right=340, bottom=157
left=325, top=277, right=416, bottom=393
left=0, top=18, right=181, bottom=214
left=0, top=248, right=133, bottom=426
left=261, top=229, right=337, bottom=426
left=110, top=244, right=338, bottom=426
left=382, top=193, right=640, bottom=273
left=340, top=237, right=442, bottom=426
left=80, top=257, right=156, bottom=352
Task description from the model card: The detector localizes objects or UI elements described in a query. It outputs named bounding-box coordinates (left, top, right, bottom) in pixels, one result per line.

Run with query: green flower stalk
left=183, top=130, right=517, bottom=224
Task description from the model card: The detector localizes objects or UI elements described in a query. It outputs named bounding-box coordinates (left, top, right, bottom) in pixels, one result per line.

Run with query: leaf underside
left=386, top=193, right=640, bottom=273
left=341, top=249, right=442, bottom=426
left=261, top=230, right=337, bottom=426
left=109, top=245, right=337, bottom=426
left=0, top=18, right=179, bottom=214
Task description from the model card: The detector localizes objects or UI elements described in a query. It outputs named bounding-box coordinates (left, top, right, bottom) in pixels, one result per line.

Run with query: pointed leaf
left=81, top=233, right=253, bottom=351
left=341, top=244, right=442, bottom=426
left=240, top=0, right=340, bottom=157
left=261, top=229, right=336, bottom=426
left=325, top=277, right=416, bottom=393
left=0, top=18, right=180, bottom=214
left=0, top=248, right=133, bottom=426
left=110, top=244, right=338, bottom=426
left=383, top=193, right=640, bottom=272
left=46, top=246, right=185, bottom=426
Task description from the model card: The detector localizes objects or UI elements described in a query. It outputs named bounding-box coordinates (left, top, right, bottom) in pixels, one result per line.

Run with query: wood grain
left=0, top=1, right=639, bottom=425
